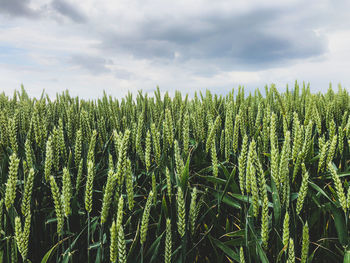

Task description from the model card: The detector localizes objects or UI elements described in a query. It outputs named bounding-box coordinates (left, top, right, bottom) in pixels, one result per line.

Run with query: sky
left=0, top=0, right=350, bottom=99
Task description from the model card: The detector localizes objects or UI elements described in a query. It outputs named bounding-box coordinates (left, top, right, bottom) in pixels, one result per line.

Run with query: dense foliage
left=1, top=83, right=350, bottom=262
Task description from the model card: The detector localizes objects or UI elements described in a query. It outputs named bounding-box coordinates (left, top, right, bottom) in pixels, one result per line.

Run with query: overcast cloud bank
left=0, top=0, right=350, bottom=98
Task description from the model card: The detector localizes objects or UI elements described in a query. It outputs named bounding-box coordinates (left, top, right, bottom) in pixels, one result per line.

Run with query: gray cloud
left=0, top=0, right=86, bottom=22
left=114, top=69, right=133, bottom=80
left=69, top=55, right=113, bottom=74
left=2, top=0, right=350, bottom=99
left=0, top=0, right=38, bottom=17
left=51, top=0, right=86, bottom=23
left=99, top=7, right=327, bottom=71
left=70, top=56, right=133, bottom=79
left=0, top=1, right=333, bottom=72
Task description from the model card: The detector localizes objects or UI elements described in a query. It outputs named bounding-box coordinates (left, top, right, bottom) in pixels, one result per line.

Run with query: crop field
left=1, top=84, right=350, bottom=262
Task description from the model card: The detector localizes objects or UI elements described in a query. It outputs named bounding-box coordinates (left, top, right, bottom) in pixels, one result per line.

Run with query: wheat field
left=0, top=83, right=350, bottom=262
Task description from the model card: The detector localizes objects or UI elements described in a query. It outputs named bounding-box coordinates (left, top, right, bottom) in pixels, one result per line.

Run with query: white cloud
left=0, top=0, right=350, bottom=99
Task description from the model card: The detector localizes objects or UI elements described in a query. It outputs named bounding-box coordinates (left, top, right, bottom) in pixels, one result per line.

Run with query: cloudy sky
left=0, top=0, right=350, bottom=99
